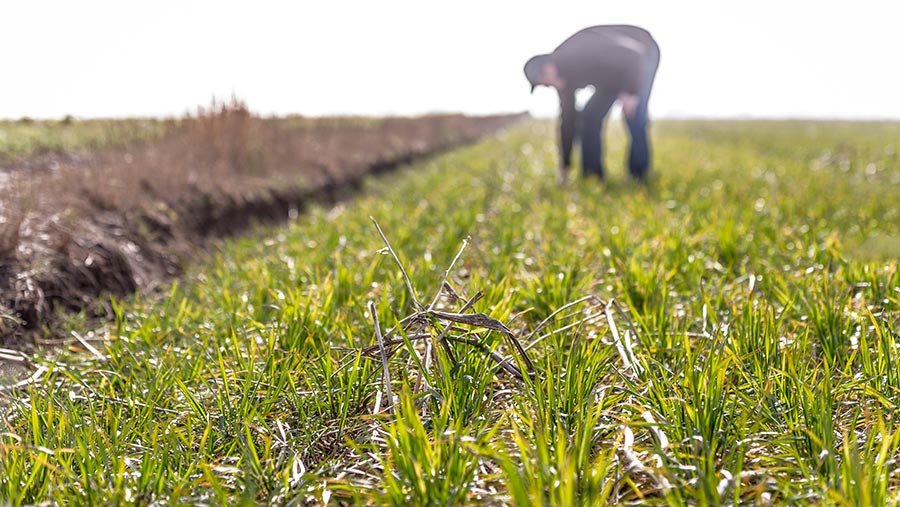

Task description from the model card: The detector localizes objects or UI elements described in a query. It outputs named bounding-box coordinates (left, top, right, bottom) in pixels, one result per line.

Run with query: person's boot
left=582, top=165, right=605, bottom=181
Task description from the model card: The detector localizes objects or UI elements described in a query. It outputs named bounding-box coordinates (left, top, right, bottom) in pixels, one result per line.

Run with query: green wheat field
left=3, top=120, right=900, bottom=505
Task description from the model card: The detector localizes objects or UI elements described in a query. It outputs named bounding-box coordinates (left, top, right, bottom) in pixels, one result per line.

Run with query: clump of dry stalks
left=353, top=218, right=677, bottom=499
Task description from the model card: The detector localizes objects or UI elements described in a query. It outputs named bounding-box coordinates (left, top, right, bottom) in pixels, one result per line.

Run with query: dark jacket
left=549, top=25, right=659, bottom=168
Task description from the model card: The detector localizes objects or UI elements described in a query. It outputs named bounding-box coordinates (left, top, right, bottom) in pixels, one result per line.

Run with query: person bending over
left=525, top=25, right=660, bottom=183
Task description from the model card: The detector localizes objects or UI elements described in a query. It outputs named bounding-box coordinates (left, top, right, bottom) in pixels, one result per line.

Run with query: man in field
left=524, top=25, right=660, bottom=184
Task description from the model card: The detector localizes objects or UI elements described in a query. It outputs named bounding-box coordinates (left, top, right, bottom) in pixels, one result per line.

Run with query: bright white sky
left=1, top=1, right=898, bottom=120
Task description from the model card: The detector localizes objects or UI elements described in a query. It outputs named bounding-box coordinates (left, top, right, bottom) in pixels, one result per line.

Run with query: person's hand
left=557, top=168, right=569, bottom=186
left=620, top=93, right=640, bottom=119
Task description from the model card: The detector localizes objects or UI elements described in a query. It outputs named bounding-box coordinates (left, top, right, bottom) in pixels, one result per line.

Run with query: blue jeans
left=581, top=49, right=660, bottom=180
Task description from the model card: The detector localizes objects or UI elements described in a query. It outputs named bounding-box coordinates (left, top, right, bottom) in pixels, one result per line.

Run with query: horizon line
left=2, top=111, right=900, bottom=123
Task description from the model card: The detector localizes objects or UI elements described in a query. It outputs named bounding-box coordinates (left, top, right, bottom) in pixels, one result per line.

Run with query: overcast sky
left=2, top=1, right=898, bottom=120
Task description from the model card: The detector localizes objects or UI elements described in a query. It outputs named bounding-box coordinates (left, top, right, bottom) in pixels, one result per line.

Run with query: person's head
left=523, top=54, right=564, bottom=91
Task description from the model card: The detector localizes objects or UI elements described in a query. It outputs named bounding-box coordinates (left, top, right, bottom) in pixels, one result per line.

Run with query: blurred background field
left=0, top=117, right=170, bottom=158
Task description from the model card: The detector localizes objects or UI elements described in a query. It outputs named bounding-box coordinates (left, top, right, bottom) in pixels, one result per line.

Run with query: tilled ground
left=0, top=109, right=525, bottom=343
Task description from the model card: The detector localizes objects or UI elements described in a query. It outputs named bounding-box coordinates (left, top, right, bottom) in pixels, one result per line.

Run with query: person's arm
left=558, top=87, right=576, bottom=180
